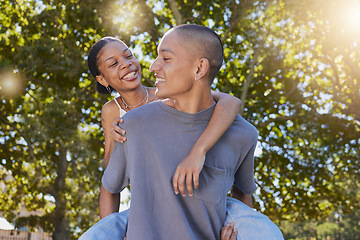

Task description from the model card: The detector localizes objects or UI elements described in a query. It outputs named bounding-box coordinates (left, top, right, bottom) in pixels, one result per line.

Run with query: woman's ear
left=96, top=75, right=108, bottom=87
left=195, top=58, right=210, bottom=82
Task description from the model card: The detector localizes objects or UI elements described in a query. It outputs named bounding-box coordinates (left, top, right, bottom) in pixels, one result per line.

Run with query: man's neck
left=165, top=87, right=214, bottom=114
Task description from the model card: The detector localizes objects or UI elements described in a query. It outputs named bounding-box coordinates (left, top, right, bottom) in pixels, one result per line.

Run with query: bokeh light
left=112, top=1, right=135, bottom=30
left=0, top=69, right=25, bottom=99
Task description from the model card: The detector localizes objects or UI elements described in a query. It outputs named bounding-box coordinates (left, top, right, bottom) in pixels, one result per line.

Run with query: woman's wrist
left=190, top=142, right=208, bottom=157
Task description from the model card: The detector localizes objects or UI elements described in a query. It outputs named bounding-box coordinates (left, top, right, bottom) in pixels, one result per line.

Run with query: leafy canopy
left=1, top=0, right=359, bottom=238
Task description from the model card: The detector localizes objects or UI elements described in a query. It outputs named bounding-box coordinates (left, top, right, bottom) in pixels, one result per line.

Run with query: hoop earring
left=106, top=86, right=111, bottom=93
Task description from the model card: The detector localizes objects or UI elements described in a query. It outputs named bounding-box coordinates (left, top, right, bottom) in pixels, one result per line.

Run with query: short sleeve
left=102, top=141, right=130, bottom=194
left=234, top=142, right=257, bottom=194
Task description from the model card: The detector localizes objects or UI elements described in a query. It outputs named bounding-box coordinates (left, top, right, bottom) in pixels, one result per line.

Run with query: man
left=99, top=24, right=258, bottom=239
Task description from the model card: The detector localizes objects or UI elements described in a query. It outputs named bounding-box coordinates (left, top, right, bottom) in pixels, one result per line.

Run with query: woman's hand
left=110, top=117, right=127, bottom=143
left=221, top=222, right=237, bottom=240
left=172, top=148, right=205, bottom=197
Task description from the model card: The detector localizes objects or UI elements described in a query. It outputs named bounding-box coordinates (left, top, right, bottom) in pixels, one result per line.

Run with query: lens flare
left=344, top=5, right=360, bottom=27
left=339, top=0, right=360, bottom=33
left=108, top=0, right=140, bottom=33
left=0, top=70, right=25, bottom=99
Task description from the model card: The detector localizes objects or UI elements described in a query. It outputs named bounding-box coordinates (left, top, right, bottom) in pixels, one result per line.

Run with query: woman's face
left=96, top=41, right=142, bottom=92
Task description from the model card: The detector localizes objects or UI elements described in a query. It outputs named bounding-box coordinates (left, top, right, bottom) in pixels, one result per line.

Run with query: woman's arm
left=101, top=101, right=126, bottom=167
left=99, top=184, right=120, bottom=219
left=172, top=91, right=242, bottom=196
left=221, top=222, right=238, bottom=240
left=231, top=185, right=252, bottom=208
left=108, top=89, right=158, bottom=150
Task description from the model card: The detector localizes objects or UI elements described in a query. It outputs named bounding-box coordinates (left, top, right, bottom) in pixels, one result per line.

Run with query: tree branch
left=239, top=46, right=262, bottom=115
left=167, top=0, right=183, bottom=25
left=258, top=139, right=296, bottom=155
left=342, top=54, right=360, bottom=77
left=257, top=114, right=299, bottom=127
left=314, top=55, right=341, bottom=88
left=221, top=0, right=252, bottom=43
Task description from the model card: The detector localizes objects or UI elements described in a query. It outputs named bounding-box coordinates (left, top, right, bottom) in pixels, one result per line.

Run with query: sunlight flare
left=0, top=69, right=24, bottom=99
left=343, top=4, right=360, bottom=28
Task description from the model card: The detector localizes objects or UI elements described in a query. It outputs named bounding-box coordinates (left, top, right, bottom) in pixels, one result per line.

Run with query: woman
left=82, top=36, right=283, bottom=240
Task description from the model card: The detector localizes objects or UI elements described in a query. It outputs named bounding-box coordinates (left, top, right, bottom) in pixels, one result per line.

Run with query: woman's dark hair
left=88, top=37, right=125, bottom=94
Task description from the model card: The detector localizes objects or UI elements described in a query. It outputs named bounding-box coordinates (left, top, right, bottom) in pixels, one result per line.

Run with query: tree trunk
left=53, top=197, right=68, bottom=240
left=52, top=147, right=69, bottom=240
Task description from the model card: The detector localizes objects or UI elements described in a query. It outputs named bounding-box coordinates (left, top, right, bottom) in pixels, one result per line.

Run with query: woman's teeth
left=123, top=71, right=136, bottom=79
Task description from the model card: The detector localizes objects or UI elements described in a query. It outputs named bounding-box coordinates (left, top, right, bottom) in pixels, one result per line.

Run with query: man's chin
left=155, top=89, right=167, bottom=99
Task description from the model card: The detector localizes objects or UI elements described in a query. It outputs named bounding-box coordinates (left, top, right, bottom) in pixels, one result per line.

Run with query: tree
left=0, top=0, right=119, bottom=239
left=279, top=208, right=360, bottom=239
left=1, top=0, right=359, bottom=238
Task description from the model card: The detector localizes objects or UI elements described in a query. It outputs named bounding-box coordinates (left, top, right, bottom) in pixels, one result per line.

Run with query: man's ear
left=195, top=58, right=210, bottom=82
left=96, top=75, right=108, bottom=87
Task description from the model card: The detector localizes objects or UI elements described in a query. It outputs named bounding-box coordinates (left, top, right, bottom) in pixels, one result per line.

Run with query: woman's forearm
left=171, top=91, right=241, bottom=196
left=191, top=91, right=241, bottom=154
left=99, top=184, right=120, bottom=219
left=104, top=140, right=114, bottom=167
left=231, top=185, right=253, bottom=208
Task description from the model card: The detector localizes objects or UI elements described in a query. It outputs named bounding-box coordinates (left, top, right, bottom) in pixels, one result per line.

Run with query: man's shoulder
left=231, top=115, right=259, bottom=140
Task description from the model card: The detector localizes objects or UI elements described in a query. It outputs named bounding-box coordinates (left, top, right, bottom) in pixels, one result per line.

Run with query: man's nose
left=149, top=58, right=159, bottom=72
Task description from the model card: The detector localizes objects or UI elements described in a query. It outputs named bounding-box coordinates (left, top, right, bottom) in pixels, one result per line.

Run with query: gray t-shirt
left=102, top=101, right=258, bottom=240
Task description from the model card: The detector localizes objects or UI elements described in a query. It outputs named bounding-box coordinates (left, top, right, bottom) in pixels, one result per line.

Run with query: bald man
left=80, top=24, right=283, bottom=240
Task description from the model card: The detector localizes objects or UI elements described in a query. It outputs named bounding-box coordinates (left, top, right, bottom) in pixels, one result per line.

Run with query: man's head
left=172, top=24, right=224, bottom=81
left=150, top=24, right=224, bottom=100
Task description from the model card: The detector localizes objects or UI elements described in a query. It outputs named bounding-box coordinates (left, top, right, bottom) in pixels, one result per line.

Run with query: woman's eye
left=126, top=54, right=133, bottom=59
left=110, top=61, right=118, bottom=67
left=163, top=58, right=170, bottom=61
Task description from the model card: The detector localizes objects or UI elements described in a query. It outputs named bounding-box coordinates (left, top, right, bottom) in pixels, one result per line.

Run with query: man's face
left=150, top=30, right=199, bottom=99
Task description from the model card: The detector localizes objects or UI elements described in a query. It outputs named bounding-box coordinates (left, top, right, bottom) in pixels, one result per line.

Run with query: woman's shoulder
left=101, top=99, right=120, bottom=118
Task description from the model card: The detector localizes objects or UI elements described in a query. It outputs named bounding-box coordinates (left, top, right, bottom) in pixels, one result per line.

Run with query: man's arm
left=99, top=184, right=120, bottom=219
left=172, top=91, right=241, bottom=196
left=231, top=185, right=252, bottom=208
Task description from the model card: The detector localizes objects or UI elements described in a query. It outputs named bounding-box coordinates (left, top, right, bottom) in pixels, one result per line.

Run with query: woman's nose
left=121, top=59, right=132, bottom=69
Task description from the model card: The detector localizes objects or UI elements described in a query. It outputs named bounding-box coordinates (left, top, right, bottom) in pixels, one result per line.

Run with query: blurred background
left=0, top=0, right=359, bottom=239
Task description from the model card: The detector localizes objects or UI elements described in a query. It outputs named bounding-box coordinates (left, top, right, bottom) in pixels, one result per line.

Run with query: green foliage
left=0, top=0, right=113, bottom=239
left=280, top=209, right=360, bottom=239
left=1, top=0, right=359, bottom=239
